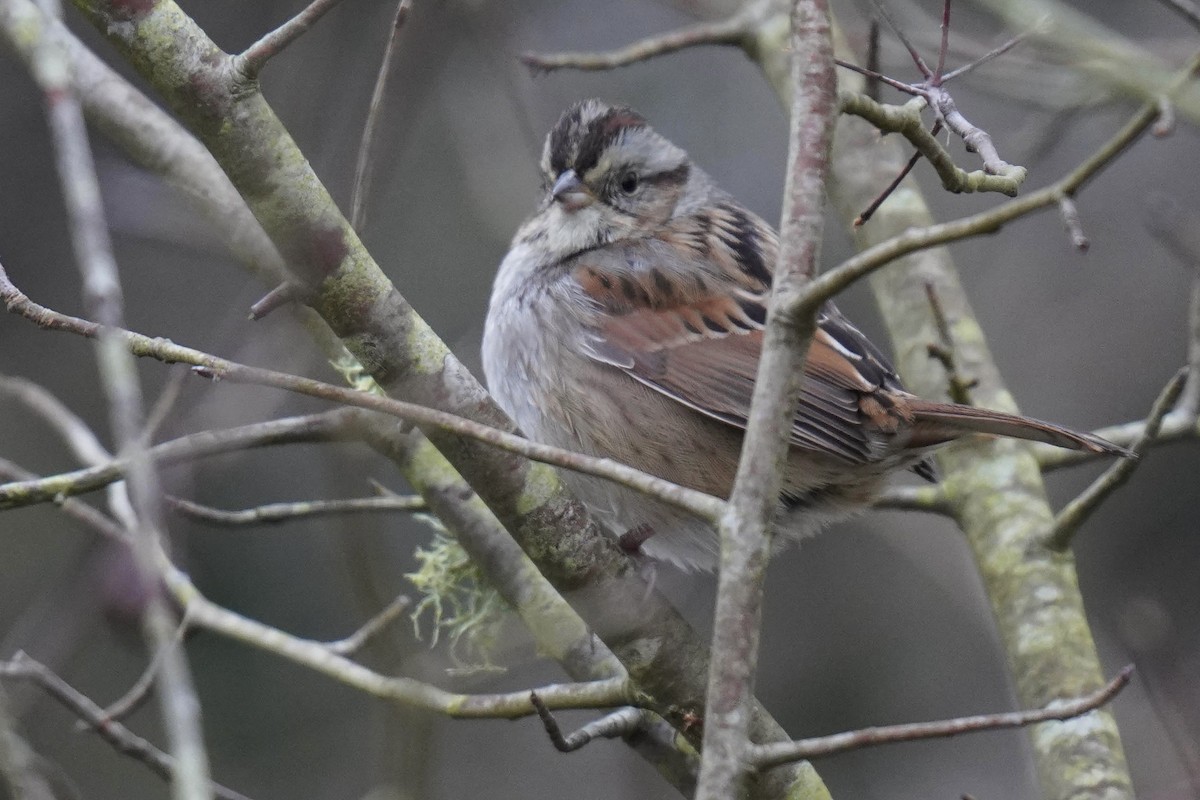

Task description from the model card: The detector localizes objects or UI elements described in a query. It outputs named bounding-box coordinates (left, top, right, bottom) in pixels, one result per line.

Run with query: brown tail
left=907, top=400, right=1132, bottom=457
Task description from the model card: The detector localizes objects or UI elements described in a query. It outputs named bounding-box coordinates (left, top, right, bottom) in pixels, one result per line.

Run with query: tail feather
left=907, top=400, right=1132, bottom=457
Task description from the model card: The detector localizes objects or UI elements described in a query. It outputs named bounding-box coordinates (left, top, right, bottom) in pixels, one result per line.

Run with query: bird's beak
left=551, top=169, right=593, bottom=211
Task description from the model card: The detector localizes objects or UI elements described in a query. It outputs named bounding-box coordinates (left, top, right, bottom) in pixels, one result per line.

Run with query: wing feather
left=572, top=202, right=913, bottom=465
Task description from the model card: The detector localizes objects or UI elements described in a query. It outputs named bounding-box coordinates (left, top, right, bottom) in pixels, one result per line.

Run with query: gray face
left=539, top=100, right=692, bottom=233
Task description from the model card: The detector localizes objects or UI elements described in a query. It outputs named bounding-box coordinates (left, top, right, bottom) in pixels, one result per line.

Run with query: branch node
left=529, top=692, right=644, bottom=753
left=248, top=282, right=300, bottom=321
left=1055, top=194, right=1090, bottom=252
left=236, top=0, right=351, bottom=79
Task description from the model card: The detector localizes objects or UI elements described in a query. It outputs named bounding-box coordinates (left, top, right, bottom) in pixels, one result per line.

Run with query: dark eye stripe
left=641, top=163, right=690, bottom=187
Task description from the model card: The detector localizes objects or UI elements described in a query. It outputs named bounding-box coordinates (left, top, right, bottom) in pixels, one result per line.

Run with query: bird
left=481, top=99, right=1127, bottom=571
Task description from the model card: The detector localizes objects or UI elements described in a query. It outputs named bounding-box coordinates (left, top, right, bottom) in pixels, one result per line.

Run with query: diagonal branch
left=1045, top=369, right=1187, bottom=551
left=0, top=268, right=724, bottom=523
left=0, top=407, right=364, bottom=510
left=234, top=0, right=352, bottom=78
left=751, top=666, right=1133, bottom=768
left=1, top=654, right=252, bottom=800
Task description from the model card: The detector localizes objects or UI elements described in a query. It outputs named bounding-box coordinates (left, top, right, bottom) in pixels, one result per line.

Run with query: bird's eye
left=618, top=171, right=640, bottom=195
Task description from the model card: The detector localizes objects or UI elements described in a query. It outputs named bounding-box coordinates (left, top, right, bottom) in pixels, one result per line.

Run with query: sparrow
left=482, top=99, right=1127, bottom=571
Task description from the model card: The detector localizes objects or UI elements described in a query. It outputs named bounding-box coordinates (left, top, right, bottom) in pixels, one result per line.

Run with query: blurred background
left=1, top=0, right=1198, bottom=798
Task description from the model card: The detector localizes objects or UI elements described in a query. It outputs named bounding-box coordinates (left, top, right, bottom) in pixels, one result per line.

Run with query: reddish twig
left=236, top=0, right=352, bottom=78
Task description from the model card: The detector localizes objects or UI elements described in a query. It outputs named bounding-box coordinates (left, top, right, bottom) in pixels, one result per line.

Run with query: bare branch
left=0, top=267, right=725, bottom=523
left=521, top=8, right=755, bottom=72
left=1046, top=369, right=1187, bottom=551
left=235, top=0, right=351, bottom=78
left=325, top=594, right=412, bottom=656
left=90, top=614, right=191, bottom=727
left=0, top=654, right=252, bottom=800
left=1055, top=194, right=1089, bottom=251
left=0, top=682, right=56, bottom=800
left=155, top=561, right=633, bottom=718
left=696, top=3, right=836, bottom=799
left=167, top=494, right=428, bottom=526
left=529, top=693, right=645, bottom=753
left=869, top=0, right=932, bottom=78
left=837, top=93, right=1026, bottom=195
left=0, top=407, right=363, bottom=511
left=935, top=0, right=951, bottom=80
left=924, top=281, right=978, bottom=405
left=751, top=666, right=1134, bottom=769
left=351, top=0, right=413, bottom=232
left=27, top=0, right=211, bottom=791
left=0, top=457, right=129, bottom=542
left=940, top=31, right=1027, bottom=82
left=854, top=120, right=941, bottom=226
left=0, top=374, right=112, bottom=465
left=796, top=48, right=1200, bottom=321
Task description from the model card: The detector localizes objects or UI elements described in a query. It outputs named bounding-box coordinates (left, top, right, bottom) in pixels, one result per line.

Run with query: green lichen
left=515, top=462, right=560, bottom=517
left=406, top=522, right=508, bottom=675
left=329, top=351, right=384, bottom=396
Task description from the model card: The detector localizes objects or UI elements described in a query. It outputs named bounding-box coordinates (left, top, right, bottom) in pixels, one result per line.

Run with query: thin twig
left=89, top=614, right=192, bottom=727
left=246, top=283, right=298, bottom=321
left=0, top=405, right=363, bottom=511
left=834, top=59, right=923, bottom=96
left=0, top=653, right=253, bottom=800
left=144, top=367, right=188, bottom=442
left=1056, top=194, right=1090, bottom=251
left=924, top=281, right=977, bottom=405
left=796, top=48, right=1200, bottom=324
left=1156, top=0, right=1200, bottom=32
left=935, top=0, right=951, bottom=80
left=0, top=265, right=725, bottom=523
left=0, top=373, right=138, bottom=528
left=154, top=560, right=634, bottom=718
left=864, top=18, right=881, bottom=101
left=940, top=31, right=1027, bottom=82
left=235, top=0, right=351, bottom=78
left=325, top=594, right=411, bottom=656
left=1046, top=369, right=1186, bottom=551
left=751, top=666, right=1134, bottom=769
left=0, top=457, right=129, bottom=542
left=529, top=692, right=644, bottom=753
left=0, top=682, right=57, bottom=800
left=351, top=0, right=412, bottom=232
left=869, top=0, right=932, bottom=78
left=855, top=120, right=941, bottom=226
left=0, top=374, right=112, bottom=465
left=167, top=494, right=428, bottom=526
left=520, top=10, right=754, bottom=73
left=29, top=1, right=211, bottom=793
